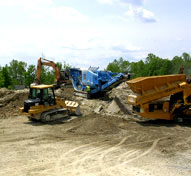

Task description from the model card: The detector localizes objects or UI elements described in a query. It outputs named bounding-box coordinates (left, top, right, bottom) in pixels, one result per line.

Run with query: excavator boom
left=34, top=58, right=70, bottom=87
left=35, top=58, right=61, bottom=84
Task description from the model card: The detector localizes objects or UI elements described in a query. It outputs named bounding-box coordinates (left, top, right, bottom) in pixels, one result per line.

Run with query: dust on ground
left=0, top=84, right=191, bottom=176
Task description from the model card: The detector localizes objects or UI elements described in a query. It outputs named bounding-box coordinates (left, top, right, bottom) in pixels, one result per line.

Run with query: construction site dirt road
left=0, top=86, right=191, bottom=176
left=1, top=114, right=191, bottom=176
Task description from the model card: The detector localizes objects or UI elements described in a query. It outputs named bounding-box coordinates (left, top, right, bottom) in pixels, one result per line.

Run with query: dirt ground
left=1, top=114, right=191, bottom=176
left=0, top=86, right=191, bottom=176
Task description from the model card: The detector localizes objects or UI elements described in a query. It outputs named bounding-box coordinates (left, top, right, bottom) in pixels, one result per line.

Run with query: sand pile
left=55, top=87, right=75, bottom=101
left=0, top=88, right=14, bottom=97
left=68, top=114, right=120, bottom=135
left=106, top=82, right=134, bottom=115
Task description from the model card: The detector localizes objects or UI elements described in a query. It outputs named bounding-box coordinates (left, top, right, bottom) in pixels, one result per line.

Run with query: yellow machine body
left=127, top=74, right=191, bottom=120
left=20, top=84, right=80, bottom=122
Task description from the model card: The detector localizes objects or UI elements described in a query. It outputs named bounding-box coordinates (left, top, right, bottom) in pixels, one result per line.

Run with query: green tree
left=182, top=53, right=191, bottom=76
left=2, top=66, right=12, bottom=88
left=0, top=67, right=4, bottom=87
left=170, top=56, right=183, bottom=74
left=130, top=60, right=145, bottom=78
left=106, top=57, right=130, bottom=73
left=63, top=61, right=71, bottom=69
left=24, top=65, right=36, bottom=87
left=182, top=52, right=191, bottom=62
left=9, top=60, right=27, bottom=85
left=40, top=66, right=55, bottom=84
left=144, top=53, right=171, bottom=76
left=56, top=61, right=71, bottom=70
left=107, top=59, right=120, bottom=72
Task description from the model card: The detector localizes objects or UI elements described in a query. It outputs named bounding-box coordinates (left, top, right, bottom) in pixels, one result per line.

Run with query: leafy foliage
left=24, top=65, right=36, bottom=87
left=0, top=67, right=5, bottom=88
left=2, top=66, right=11, bottom=88
left=107, top=57, right=130, bottom=73
left=0, top=53, right=191, bottom=89
left=106, top=52, right=191, bottom=79
left=9, top=60, right=27, bottom=85
left=0, top=59, right=72, bottom=89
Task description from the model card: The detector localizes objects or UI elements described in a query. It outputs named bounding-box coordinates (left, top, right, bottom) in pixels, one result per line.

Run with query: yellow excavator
left=20, top=84, right=80, bottom=122
left=127, top=73, right=191, bottom=122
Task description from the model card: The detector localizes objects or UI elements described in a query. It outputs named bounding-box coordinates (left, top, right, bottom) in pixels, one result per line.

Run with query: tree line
left=106, top=52, right=191, bottom=79
left=0, top=52, right=191, bottom=89
left=0, top=60, right=70, bottom=89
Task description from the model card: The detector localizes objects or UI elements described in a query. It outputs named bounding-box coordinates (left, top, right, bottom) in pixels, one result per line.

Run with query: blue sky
left=0, top=0, right=190, bottom=69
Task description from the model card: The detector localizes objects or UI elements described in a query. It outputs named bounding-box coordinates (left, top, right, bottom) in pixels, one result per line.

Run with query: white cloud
left=119, top=0, right=144, bottom=6
left=136, top=8, right=157, bottom=22
left=111, top=43, right=142, bottom=53
left=0, top=0, right=146, bottom=68
left=0, top=0, right=89, bottom=23
left=0, top=0, right=52, bottom=7
left=29, top=6, right=89, bottom=23
left=97, top=0, right=144, bottom=6
left=125, top=6, right=157, bottom=23
left=98, top=0, right=157, bottom=23
left=55, top=39, right=142, bottom=68
left=97, top=0, right=114, bottom=5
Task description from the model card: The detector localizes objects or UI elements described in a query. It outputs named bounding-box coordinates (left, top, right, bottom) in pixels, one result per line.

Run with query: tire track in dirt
left=55, top=140, right=105, bottom=175
left=62, top=146, right=109, bottom=175
left=96, top=137, right=165, bottom=176
left=60, top=144, right=108, bottom=174
left=72, top=145, right=108, bottom=173
left=0, top=161, right=55, bottom=176
left=52, top=137, right=164, bottom=176
left=98, top=136, right=130, bottom=173
left=55, top=137, right=132, bottom=175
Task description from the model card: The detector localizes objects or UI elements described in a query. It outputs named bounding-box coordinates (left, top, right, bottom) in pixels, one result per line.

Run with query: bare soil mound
left=0, top=88, right=14, bottom=97
left=55, top=87, right=75, bottom=101
left=0, top=82, right=132, bottom=119
left=107, top=82, right=134, bottom=113
left=0, top=89, right=28, bottom=118
left=68, top=114, right=120, bottom=135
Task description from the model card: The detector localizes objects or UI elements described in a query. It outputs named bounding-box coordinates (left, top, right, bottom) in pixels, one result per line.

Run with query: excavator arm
left=35, top=58, right=61, bottom=85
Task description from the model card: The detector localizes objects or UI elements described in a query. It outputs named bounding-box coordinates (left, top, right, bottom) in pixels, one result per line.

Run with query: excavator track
left=40, top=108, right=70, bottom=122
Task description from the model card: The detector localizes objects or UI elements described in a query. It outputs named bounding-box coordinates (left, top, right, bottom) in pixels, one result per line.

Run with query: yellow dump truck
left=127, top=74, right=191, bottom=121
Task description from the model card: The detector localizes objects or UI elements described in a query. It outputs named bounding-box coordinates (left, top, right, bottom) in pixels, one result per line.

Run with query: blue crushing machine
left=70, top=67, right=128, bottom=98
